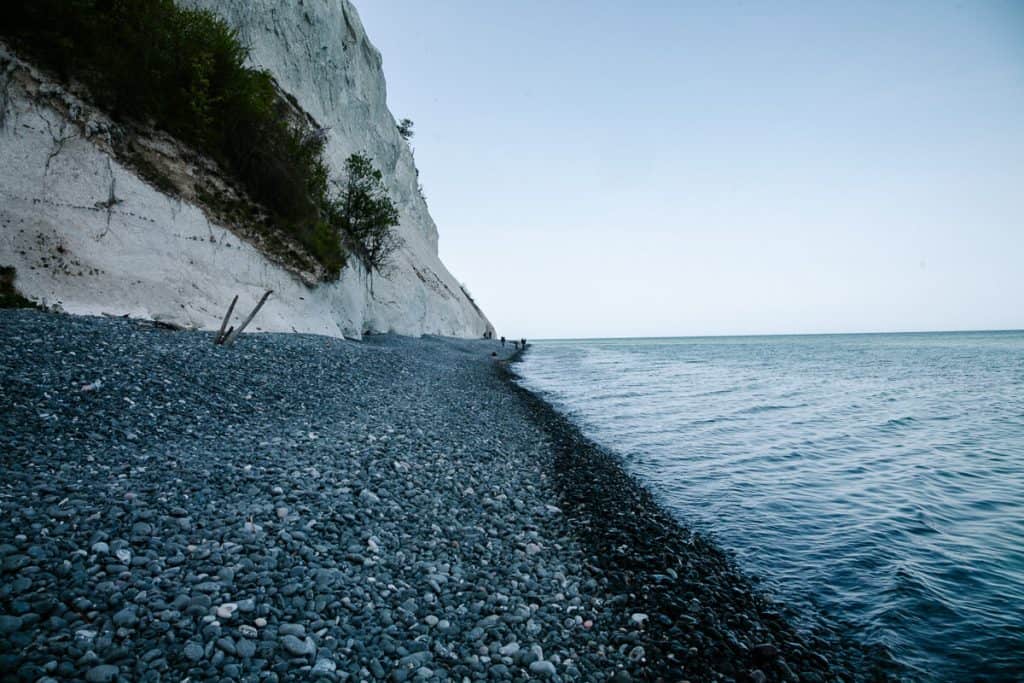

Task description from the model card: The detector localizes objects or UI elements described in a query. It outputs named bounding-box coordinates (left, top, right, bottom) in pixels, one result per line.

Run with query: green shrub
left=397, top=118, right=414, bottom=141
left=0, top=267, right=36, bottom=309
left=309, top=220, right=347, bottom=278
left=330, top=154, right=401, bottom=272
left=2, top=0, right=359, bottom=279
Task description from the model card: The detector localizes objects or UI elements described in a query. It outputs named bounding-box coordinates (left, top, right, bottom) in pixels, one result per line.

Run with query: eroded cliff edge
left=0, top=0, right=492, bottom=338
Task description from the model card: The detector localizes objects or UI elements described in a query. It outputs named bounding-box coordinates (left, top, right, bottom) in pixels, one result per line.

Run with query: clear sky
left=357, top=1, right=1024, bottom=339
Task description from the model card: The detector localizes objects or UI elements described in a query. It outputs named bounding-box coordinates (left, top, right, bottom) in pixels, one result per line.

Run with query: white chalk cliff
left=0, top=0, right=491, bottom=338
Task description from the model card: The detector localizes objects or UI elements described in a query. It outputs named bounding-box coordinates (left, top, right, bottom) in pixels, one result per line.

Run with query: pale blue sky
left=357, top=1, right=1024, bottom=339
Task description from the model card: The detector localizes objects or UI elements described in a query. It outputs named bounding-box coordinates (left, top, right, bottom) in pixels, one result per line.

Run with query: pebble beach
left=0, top=311, right=890, bottom=682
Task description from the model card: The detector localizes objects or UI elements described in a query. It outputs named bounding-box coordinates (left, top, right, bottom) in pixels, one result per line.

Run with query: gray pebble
left=281, top=634, right=316, bottom=657
left=85, top=664, right=119, bottom=683
left=0, top=615, right=22, bottom=633
left=183, top=642, right=204, bottom=662
left=529, top=660, right=557, bottom=677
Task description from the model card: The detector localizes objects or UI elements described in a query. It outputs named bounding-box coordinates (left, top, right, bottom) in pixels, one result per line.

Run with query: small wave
left=736, top=403, right=807, bottom=415
left=902, top=514, right=941, bottom=536
left=692, top=387, right=737, bottom=397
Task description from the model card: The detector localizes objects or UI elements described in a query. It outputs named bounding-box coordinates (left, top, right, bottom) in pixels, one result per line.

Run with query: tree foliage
left=397, top=118, right=414, bottom=141
left=330, top=154, right=401, bottom=273
left=3, top=0, right=347, bottom=277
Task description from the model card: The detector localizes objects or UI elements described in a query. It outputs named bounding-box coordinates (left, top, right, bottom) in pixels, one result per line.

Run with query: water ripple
left=517, top=331, right=1024, bottom=680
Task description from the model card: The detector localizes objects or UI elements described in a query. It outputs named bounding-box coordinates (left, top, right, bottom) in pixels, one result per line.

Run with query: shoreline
left=499, top=356, right=898, bottom=682
left=0, top=310, right=893, bottom=681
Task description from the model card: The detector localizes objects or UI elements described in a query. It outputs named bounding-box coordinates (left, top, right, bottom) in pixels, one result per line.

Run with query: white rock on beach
left=216, top=603, right=238, bottom=620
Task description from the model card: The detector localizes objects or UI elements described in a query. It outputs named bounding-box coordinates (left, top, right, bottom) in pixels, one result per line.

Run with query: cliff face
left=0, top=0, right=491, bottom=338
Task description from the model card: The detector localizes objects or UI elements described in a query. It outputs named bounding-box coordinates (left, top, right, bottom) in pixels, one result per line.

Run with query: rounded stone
left=85, top=664, right=119, bottom=683
left=529, top=660, right=557, bottom=677
left=183, top=642, right=204, bottom=662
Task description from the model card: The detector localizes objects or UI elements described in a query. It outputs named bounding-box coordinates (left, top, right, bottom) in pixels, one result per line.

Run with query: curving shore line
left=0, top=310, right=892, bottom=682
left=499, top=352, right=898, bottom=682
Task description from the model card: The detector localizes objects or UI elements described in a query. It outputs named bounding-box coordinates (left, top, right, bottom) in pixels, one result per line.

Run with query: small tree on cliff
left=334, top=153, right=400, bottom=273
left=397, top=118, right=414, bottom=140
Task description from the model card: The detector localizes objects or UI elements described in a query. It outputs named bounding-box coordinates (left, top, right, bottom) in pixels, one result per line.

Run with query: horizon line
left=529, top=326, right=1024, bottom=343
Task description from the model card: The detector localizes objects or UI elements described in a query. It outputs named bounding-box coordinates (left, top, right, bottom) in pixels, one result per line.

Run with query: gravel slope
left=0, top=311, right=888, bottom=682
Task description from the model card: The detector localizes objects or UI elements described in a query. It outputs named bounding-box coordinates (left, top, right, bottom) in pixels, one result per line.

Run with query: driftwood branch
left=214, top=295, right=238, bottom=345
left=223, top=290, right=273, bottom=346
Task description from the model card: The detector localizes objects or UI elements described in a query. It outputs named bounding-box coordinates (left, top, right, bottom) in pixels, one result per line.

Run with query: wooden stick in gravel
left=223, top=290, right=273, bottom=346
left=215, top=294, right=239, bottom=345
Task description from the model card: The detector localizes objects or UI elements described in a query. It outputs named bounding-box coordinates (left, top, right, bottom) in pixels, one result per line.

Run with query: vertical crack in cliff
left=39, top=111, right=76, bottom=176
left=94, top=157, right=121, bottom=239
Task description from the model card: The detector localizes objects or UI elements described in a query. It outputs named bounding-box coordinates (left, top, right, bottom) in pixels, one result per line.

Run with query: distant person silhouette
left=500, top=336, right=506, bottom=347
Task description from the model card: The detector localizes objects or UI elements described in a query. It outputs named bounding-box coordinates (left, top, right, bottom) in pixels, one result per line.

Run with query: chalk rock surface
left=0, top=1, right=491, bottom=338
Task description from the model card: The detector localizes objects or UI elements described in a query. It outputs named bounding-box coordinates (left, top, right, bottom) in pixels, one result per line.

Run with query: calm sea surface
left=516, top=331, right=1024, bottom=680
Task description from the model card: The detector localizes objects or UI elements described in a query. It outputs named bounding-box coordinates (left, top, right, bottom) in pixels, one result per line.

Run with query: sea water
left=516, top=331, right=1024, bottom=679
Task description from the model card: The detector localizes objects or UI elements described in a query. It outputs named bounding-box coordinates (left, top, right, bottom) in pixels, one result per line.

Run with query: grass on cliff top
left=4, top=0, right=347, bottom=279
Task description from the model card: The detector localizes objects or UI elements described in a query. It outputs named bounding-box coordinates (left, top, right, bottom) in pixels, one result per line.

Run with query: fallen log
left=215, top=294, right=239, bottom=345
left=223, top=290, right=273, bottom=346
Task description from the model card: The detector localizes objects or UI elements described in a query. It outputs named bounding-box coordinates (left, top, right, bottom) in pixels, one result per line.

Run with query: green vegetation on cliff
left=4, top=0, right=400, bottom=279
left=0, top=267, right=36, bottom=309
left=332, top=154, right=402, bottom=274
